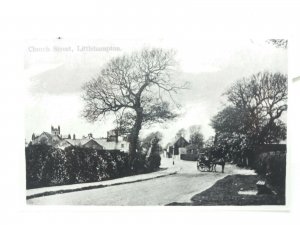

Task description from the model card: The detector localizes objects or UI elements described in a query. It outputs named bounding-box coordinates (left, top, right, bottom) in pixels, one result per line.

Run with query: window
left=121, top=144, right=124, bottom=148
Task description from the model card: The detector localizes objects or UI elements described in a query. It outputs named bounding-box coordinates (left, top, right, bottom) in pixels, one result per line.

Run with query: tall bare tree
left=212, top=72, right=287, bottom=145
left=211, top=72, right=287, bottom=165
left=82, top=48, right=187, bottom=158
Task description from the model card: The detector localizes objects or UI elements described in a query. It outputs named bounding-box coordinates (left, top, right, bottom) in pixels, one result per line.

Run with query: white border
left=1, top=0, right=300, bottom=224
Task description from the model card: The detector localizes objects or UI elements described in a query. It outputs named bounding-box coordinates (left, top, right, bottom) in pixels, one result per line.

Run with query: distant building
left=107, top=129, right=119, bottom=142
left=94, top=137, right=129, bottom=152
left=185, top=144, right=205, bottom=155
left=165, top=136, right=189, bottom=157
left=31, top=125, right=71, bottom=146
left=51, top=125, right=60, bottom=136
left=31, top=131, right=61, bottom=146
left=31, top=127, right=129, bottom=152
left=58, top=138, right=104, bottom=150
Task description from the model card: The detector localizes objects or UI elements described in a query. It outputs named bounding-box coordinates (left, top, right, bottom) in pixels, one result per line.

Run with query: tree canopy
left=188, top=125, right=204, bottom=149
left=82, top=48, right=187, bottom=156
left=211, top=72, right=287, bottom=163
left=175, top=128, right=187, bottom=139
left=141, top=131, right=163, bottom=152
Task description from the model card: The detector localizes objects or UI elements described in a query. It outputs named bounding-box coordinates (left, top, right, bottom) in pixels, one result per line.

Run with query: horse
left=211, top=157, right=225, bottom=173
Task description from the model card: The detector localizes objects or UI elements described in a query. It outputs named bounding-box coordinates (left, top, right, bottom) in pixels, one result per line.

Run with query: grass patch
left=168, top=175, right=285, bottom=206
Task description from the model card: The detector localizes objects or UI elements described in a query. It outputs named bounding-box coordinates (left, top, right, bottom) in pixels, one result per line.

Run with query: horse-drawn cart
left=196, top=153, right=225, bottom=173
left=196, top=153, right=212, bottom=172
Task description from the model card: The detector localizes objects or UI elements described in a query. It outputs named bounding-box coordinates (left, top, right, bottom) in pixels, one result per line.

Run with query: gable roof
left=55, top=139, right=73, bottom=149
left=65, top=138, right=104, bottom=148
left=94, top=138, right=119, bottom=150
left=65, top=139, right=82, bottom=146
left=174, top=136, right=189, bottom=146
left=35, top=132, right=62, bottom=140
left=37, top=132, right=52, bottom=139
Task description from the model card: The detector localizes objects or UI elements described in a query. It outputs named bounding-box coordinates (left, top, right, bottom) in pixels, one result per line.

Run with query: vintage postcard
left=24, top=38, right=288, bottom=206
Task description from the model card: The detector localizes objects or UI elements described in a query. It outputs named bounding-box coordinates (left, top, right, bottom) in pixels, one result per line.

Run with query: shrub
left=180, top=154, right=198, bottom=161
left=146, top=154, right=161, bottom=171
left=131, top=153, right=147, bottom=173
left=26, top=145, right=132, bottom=189
left=254, top=151, right=286, bottom=194
left=25, top=145, right=158, bottom=189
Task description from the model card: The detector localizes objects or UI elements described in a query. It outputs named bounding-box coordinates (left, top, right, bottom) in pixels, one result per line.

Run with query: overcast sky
left=24, top=38, right=287, bottom=145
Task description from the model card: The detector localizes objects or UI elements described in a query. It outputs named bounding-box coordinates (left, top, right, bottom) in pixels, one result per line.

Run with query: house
left=185, top=144, right=205, bottom=155
left=165, top=136, right=189, bottom=157
left=55, top=139, right=73, bottom=149
left=31, top=126, right=130, bottom=152
left=31, top=131, right=62, bottom=146
left=93, top=138, right=129, bottom=152
left=57, top=137, right=128, bottom=152
left=55, top=138, right=104, bottom=150
left=57, top=129, right=130, bottom=152
left=93, top=130, right=129, bottom=152
left=179, top=144, right=204, bottom=161
left=31, top=125, right=73, bottom=146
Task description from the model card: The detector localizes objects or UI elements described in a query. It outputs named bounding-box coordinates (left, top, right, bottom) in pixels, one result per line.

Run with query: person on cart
left=198, top=153, right=212, bottom=171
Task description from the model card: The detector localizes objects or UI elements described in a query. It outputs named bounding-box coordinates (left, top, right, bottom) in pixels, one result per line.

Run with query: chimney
left=88, top=133, right=93, bottom=139
left=107, top=129, right=118, bottom=142
left=73, top=134, right=76, bottom=140
left=58, top=125, right=60, bottom=134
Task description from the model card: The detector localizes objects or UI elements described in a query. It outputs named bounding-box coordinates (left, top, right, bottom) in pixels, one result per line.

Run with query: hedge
left=25, top=144, right=158, bottom=189
left=253, top=150, right=286, bottom=194
left=180, top=154, right=198, bottom=161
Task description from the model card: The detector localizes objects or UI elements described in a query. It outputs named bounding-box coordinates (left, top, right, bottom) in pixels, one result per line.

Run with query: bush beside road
left=27, top=157, right=180, bottom=200
left=26, top=144, right=161, bottom=189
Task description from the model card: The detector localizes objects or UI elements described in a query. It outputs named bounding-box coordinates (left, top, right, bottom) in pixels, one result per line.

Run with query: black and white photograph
left=1, top=1, right=300, bottom=225
left=25, top=38, right=288, bottom=206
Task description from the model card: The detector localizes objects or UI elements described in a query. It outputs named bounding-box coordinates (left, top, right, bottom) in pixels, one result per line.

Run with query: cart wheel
left=199, top=163, right=206, bottom=172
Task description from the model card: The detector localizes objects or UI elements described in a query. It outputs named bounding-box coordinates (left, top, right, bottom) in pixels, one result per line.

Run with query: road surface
left=27, top=159, right=254, bottom=205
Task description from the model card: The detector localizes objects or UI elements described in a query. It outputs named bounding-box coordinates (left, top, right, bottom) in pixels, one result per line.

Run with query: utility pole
left=173, top=147, right=175, bottom=165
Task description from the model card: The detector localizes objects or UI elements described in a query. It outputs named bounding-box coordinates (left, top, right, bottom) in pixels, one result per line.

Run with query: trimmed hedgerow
left=180, top=154, right=198, bottom=161
left=254, top=151, right=286, bottom=194
left=25, top=144, right=153, bottom=189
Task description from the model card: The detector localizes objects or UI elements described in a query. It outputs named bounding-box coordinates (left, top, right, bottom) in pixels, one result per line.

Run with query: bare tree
left=82, top=48, right=187, bottom=157
left=213, top=71, right=287, bottom=145
left=211, top=72, right=287, bottom=165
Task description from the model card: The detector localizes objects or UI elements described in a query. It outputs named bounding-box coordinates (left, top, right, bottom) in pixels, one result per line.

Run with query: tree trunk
left=129, top=107, right=143, bottom=157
